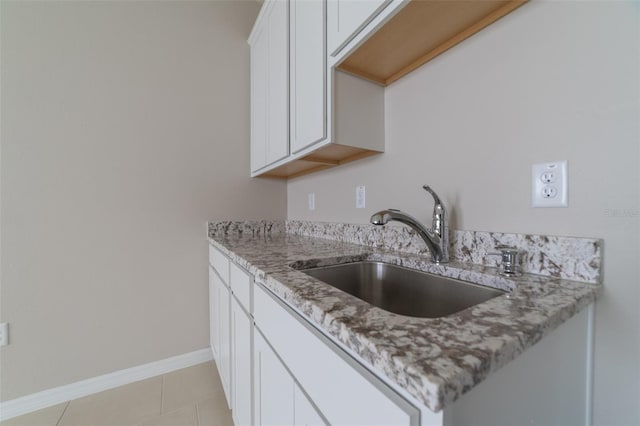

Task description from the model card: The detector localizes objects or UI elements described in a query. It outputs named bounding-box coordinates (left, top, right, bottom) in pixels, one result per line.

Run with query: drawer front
left=230, top=262, right=252, bottom=313
left=254, top=284, right=419, bottom=426
left=209, top=244, right=230, bottom=285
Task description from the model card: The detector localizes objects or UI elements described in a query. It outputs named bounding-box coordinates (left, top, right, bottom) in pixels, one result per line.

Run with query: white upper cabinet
left=250, top=26, right=267, bottom=173
left=249, top=0, right=289, bottom=173
left=249, top=0, right=385, bottom=179
left=290, top=0, right=326, bottom=154
left=249, top=0, right=528, bottom=177
left=266, top=0, right=289, bottom=164
left=327, top=0, right=390, bottom=57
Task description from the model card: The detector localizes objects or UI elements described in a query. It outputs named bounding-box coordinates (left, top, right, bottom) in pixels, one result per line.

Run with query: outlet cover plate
left=0, top=323, right=8, bottom=347
left=532, top=160, right=568, bottom=208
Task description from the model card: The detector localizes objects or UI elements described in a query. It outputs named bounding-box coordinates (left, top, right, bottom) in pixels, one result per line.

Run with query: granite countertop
left=208, top=230, right=602, bottom=413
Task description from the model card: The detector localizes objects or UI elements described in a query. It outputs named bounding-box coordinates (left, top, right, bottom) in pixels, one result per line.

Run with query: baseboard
left=0, top=348, right=213, bottom=421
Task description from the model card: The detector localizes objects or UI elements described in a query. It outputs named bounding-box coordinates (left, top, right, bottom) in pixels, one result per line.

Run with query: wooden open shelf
left=337, top=0, right=529, bottom=86
left=259, top=144, right=381, bottom=179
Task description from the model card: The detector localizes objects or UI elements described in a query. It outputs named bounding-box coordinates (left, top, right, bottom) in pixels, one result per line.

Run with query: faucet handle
left=422, top=185, right=442, bottom=206
left=488, top=246, right=525, bottom=277
left=422, top=186, right=447, bottom=237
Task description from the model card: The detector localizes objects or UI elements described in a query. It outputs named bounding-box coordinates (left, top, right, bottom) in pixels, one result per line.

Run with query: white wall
left=288, top=1, right=639, bottom=424
left=0, top=0, right=286, bottom=401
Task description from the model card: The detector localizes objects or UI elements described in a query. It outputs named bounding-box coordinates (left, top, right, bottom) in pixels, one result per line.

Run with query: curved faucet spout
left=370, top=209, right=442, bottom=259
left=369, top=186, right=450, bottom=263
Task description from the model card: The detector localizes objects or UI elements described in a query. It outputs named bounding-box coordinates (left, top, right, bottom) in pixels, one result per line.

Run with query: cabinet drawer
left=209, top=244, right=230, bottom=285
left=254, top=284, right=419, bottom=426
left=230, top=262, right=252, bottom=313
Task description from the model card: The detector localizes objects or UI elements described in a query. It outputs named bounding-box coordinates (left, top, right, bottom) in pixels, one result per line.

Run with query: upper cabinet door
left=327, top=0, right=390, bottom=57
left=290, top=0, right=326, bottom=154
left=266, top=0, right=289, bottom=164
left=249, top=0, right=289, bottom=173
left=250, top=24, right=268, bottom=173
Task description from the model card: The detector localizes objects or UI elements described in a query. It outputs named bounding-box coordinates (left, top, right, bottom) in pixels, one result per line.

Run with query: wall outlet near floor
left=308, top=193, right=315, bottom=211
left=0, top=322, right=9, bottom=347
left=356, top=185, right=366, bottom=208
left=532, top=160, right=568, bottom=208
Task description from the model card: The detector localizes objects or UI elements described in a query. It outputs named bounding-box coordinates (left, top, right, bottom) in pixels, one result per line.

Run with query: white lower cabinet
left=211, top=243, right=418, bottom=426
left=208, top=267, right=220, bottom=362
left=208, top=245, right=233, bottom=409
left=253, top=283, right=419, bottom=426
left=210, top=245, right=255, bottom=423
left=211, top=244, right=592, bottom=426
left=219, top=282, right=232, bottom=407
left=254, top=329, right=325, bottom=426
left=254, top=330, right=295, bottom=426
left=232, top=296, right=253, bottom=426
left=294, top=384, right=326, bottom=426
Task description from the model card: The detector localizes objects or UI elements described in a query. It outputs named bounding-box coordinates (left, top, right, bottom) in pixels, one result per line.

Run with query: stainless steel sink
left=298, top=261, right=506, bottom=318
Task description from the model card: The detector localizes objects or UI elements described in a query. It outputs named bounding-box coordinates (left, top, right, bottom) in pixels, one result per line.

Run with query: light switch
left=308, top=193, right=315, bottom=211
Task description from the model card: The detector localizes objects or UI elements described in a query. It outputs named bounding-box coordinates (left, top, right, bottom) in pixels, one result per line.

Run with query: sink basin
left=298, top=261, right=506, bottom=318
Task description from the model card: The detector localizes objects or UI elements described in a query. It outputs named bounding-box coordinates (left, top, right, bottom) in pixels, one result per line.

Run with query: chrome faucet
left=370, top=185, right=449, bottom=263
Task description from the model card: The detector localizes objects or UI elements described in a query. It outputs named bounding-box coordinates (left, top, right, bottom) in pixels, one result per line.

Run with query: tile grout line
left=55, top=401, right=70, bottom=426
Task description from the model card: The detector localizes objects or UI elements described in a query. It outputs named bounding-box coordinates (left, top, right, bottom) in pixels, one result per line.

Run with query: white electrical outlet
left=532, top=161, right=568, bottom=208
left=356, top=186, right=366, bottom=208
left=0, top=323, right=9, bottom=347
left=308, top=193, right=315, bottom=211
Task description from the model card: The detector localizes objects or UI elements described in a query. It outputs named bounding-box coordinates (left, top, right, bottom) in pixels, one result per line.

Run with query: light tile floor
left=2, top=362, right=232, bottom=426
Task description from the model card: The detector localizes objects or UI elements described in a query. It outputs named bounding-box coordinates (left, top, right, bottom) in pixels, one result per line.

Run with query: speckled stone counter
left=207, top=223, right=602, bottom=412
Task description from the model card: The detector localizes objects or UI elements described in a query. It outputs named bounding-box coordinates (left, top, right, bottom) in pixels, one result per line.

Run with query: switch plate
left=0, top=323, right=8, bottom=347
left=532, top=161, right=568, bottom=207
left=308, top=193, right=315, bottom=211
left=356, top=186, right=365, bottom=209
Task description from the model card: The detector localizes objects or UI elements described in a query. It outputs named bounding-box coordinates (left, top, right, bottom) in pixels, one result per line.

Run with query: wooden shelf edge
left=334, top=65, right=388, bottom=86
left=254, top=146, right=382, bottom=179
left=301, top=156, right=341, bottom=165
left=287, top=164, right=337, bottom=179
left=337, top=150, right=380, bottom=165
